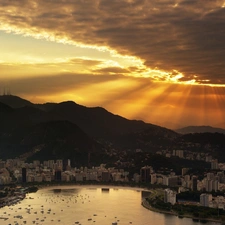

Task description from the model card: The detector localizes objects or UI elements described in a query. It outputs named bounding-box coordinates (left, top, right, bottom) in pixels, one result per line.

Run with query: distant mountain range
left=0, top=95, right=178, bottom=164
left=175, top=126, right=225, bottom=134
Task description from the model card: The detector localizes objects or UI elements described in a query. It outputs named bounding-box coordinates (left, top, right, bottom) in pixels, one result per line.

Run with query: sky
left=0, top=0, right=225, bottom=129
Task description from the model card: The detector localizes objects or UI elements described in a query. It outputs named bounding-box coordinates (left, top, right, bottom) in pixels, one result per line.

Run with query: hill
left=48, top=101, right=158, bottom=138
left=0, top=95, right=33, bottom=108
left=175, top=126, right=225, bottom=134
left=0, top=120, right=104, bottom=166
left=0, top=102, right=13, bottom=113
left=0, top=95, right=179, bottom=162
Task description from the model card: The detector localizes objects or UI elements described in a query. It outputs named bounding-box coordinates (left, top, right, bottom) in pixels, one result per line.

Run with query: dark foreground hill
left=0, top=120, right=104, bottom=166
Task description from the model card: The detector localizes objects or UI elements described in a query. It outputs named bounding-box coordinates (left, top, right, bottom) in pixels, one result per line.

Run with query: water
left=0, top=185, right=221, bottom=225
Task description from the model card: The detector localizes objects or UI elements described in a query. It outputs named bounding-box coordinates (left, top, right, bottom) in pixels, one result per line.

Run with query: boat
left=102, top=188, right=110, bottom=192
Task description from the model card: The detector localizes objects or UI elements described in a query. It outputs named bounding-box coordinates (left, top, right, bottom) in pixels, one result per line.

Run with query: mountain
left=0, top=95, right=33, bottom=108
left=47, top=101, right=154, bottom=138
left=175, top=126, right=225, bottom=134
left=0, top=102, right=13, bottom=113
left=0, top=95, right=174, bottom=139
left=0, top=120, right=104, bottom=166
left=0, top=104, right=60, bottom=135
left=0, top=95, right=180, bottom=162
left=110, top=124, right=178, bottom=151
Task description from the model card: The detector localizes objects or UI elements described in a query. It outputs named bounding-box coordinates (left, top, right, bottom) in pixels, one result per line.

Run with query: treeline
left=177, top=191, right=225, bottom=202
left=177, top=191, right=201, bottom=202
left=147, top=196, right=225, bottom=221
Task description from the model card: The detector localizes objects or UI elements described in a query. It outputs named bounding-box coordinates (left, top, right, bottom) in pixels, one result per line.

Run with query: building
left=200, top=193, right=212, bottom=207
left=150, top=173, right=157, bottom=184
left=140, top=166, right=153, bottom=182
left=164, top=189, right=176, bottom=205
left=102, top=171, right=111, bottom=182
left=63, top=159, right=71, bottom=171
left=205, top=179, right=213, bottom=192
left=191, top=176, right=198, bottom=191
left=211, top=160, right=219, bottom=170
left=173, top=150, right=184, bottom=158
left=0, top=161, right=5, bottom=169
left=22, top=168, right=27, bottom=183
left=55, top=170, right=62, bottom=181
left=163, top=176, right=178, bottom=187
left=56, top=160, right=63, bottom=170
left=182, top=168, right=189, bottom=176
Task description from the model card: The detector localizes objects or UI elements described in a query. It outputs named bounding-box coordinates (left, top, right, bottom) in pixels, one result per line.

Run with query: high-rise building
left=102, top=171, right=111, bottom=182
left=212, top=180, right=219, bottom=192
left=56, top=160, right=63, bottom=170
left=164, top=176, right=178, bottom=187
left=140, top=166, right=152, bottom=182
left=63, top=159, right=71, bottom=171
left=217, top=171, right=224, bottom=183
left=22, top=168, right=27, bottom=183
left=200, top=193, right=212, bottom=207
left=211, top=160, right=219, bottom=170
left=182, top=168, right=189, bottom=176
left=55, top=170, right=62, bottom=181
left=150, top=173, right=157, bottom=184
left=207, top=172, right=214, bottom=180
left=164, top=189, right=176, bottom=205
left=205, top=179, right=213, bottom=192
left=191, top=176, right=198, bottom=191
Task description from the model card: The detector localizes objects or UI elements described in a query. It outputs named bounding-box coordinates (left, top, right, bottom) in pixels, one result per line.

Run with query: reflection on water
left=0, top=186, right=220, bottom=225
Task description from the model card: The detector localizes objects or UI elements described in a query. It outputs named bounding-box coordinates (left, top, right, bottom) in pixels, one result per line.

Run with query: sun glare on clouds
left=1, top=0, right=225, bottom=128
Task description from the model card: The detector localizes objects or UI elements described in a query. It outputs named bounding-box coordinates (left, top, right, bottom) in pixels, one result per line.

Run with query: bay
left=0, top=186, right=221, bottom=225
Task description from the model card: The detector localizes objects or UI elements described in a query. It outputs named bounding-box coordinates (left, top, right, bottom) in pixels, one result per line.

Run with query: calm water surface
left=0, top=186, right=221, bottom=225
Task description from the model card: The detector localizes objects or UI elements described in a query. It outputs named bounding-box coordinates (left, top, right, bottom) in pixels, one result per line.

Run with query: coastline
left=35, top=184, right=225, bottom=224
left=36, top=182, right=151, bottom=192
left=142, top=199, right=223, bottom=224
left=1, top=183, right=224, bottom=224
left=1, top=183, right=151, bottom=208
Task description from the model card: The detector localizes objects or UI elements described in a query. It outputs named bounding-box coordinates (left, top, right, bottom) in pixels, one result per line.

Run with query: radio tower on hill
left=3, top=87, right=11, bottom=96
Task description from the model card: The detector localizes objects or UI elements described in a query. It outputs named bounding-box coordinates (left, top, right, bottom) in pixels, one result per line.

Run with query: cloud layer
left=1, top=0, right=225, bottom=85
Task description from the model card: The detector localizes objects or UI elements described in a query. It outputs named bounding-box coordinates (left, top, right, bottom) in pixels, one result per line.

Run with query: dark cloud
left=93, top=67, right=130, bottom=74
left=1, top=0, right=225, bottom=84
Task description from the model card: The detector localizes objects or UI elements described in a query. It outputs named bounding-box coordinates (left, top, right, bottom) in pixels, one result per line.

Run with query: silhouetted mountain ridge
left=175, top=126, right=225, bottom=134
left=0, top=95, right=179, bottom=162
left=48, top=100, right=156, bottom=138
left=0, top=95, right=33, bottom=108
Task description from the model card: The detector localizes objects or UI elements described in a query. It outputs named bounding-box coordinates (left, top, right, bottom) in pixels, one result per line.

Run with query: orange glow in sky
left=1, top=0, right=225, bottom=129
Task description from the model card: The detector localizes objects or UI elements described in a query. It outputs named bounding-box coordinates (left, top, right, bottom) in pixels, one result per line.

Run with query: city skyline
left=1, top=0, right=225, bottom=129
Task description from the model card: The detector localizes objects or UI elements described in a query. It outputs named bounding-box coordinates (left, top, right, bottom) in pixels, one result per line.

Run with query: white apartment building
left=164, top=189, right=176, bottom=205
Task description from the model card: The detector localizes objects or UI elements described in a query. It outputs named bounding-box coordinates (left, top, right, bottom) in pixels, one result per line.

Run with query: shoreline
left=1, top=183, right=224, bottom=224
left=1, top=183, right=150, bottom=208
left=37, top=183, right=150, bottom=192
left=142, top=199, right=223, bottom=224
